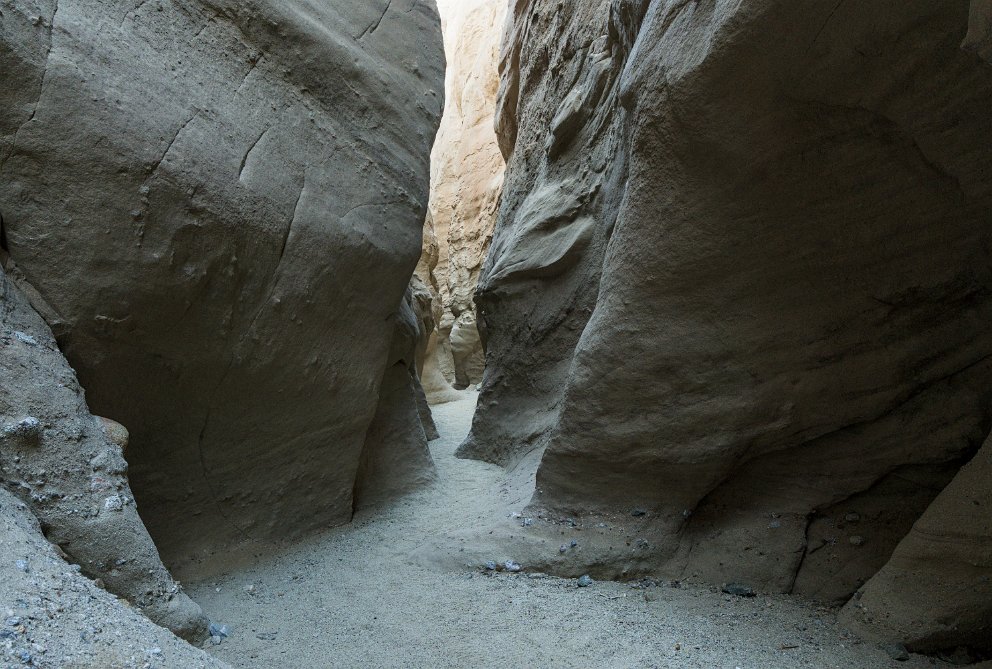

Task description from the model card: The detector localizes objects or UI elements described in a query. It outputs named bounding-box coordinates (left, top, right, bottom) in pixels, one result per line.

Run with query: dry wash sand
left=181, top=393, right=948, bottom=669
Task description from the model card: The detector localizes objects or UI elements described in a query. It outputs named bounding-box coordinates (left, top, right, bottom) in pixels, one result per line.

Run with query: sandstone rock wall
left=472, top=0, right=992, bottom=652
left=417, top=0, right=506, bottom=400
left=0, top=0, right=443, bottom=562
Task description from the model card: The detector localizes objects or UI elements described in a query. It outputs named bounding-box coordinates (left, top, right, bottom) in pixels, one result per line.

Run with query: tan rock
left=417, top=0, right=506, bottom=399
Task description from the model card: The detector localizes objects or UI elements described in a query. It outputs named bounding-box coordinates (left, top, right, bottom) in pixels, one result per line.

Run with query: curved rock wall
left=418, top=0, right=506, bottom=399
left=472, top=0, right=992, bottom=652
left=0, top=0, right=444, bottom=562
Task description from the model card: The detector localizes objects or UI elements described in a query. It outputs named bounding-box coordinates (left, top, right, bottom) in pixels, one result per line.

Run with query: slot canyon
left=1, top=0, right=991, bottom=667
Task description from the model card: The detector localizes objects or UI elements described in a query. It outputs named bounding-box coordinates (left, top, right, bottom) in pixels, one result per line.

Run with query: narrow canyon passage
left=181, top=394, right=939, bottom=669
left=3, top=1, right=992, bottom=666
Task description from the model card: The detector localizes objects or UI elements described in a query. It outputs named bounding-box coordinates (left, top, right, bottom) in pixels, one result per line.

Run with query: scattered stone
left=13, top=331, right=38, bottom=346
left=243, top=584, right=256, bottom=596
left=3, top=417, right=41, bottom=443
left=103, top=495, right=125, bottom=512
left=207, top=622, right=229, bottom=639
left=484, top=560, right=497, bottom=571
left=558, top=545, right=567, bottom=554
left=256, top=632, right=277, bottom=641
left=849, top=535, right=865, bottom=547
left=504, top=560, right=522, bottom=573
left=15, top=560, right=29, bottom=573
left=845, top=512, right=861, bottom=523
left=577, top=575, right=593, bottom=588
left=768, top=519, right=782, bottom=529
left=209, top=635, right=222, bottom=646
left=6, top=616, right=22, bottom=627
left=631, top=508, right=647, bottom=517
left=883, top=643, right=910, bottom=661
left=570, top=540, right=578, bottom=548
left=521, top=518, right=533, bottom=527
left=722, top=583, right=756, bottom=598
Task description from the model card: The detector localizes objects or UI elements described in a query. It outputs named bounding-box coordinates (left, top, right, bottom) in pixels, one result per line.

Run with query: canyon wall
left=472, top=0, right=992, bottom=653
left=418, top=0, right=506, bottom=400
left=0, top=0, right=443, bottom=565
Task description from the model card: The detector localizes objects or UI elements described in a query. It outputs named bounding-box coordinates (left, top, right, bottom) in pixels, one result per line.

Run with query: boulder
left=0, top=0, right=444, bottom=561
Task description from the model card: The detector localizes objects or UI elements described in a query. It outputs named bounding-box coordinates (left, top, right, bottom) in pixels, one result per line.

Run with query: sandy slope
left=181, top=393, right=946, bottom=669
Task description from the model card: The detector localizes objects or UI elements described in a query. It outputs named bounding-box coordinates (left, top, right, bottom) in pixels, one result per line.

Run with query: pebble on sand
left=721, top=583, right=756, bottom=598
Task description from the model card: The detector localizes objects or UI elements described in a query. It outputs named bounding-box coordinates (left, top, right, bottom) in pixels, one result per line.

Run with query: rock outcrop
left=354, top=285, right=438, bottom=508
left=0, top=0, right=444, bottom=562
left=417, top=0, right=506, bottom=400
left=467, top=0, right=992, bottom=653
left=841, top=433, right=992, bottom=653
left=1, top=262, right=207, bottom=639
left=0, top=486, right=226, bottom=667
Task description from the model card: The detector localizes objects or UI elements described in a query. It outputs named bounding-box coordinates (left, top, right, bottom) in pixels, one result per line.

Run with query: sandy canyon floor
left=179, top=394, right=948, bottom=669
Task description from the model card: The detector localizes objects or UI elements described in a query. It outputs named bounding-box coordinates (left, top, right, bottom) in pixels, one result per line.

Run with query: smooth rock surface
left=0, top=0, right=444, bottom=561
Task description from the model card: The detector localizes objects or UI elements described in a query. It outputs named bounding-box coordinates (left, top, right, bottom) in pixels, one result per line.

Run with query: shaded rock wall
left=1, top=262, right=207, bottom=639
left=418, top=0, right=507, bottom=400
left=0, top=0, right=444, bottom=562
left=842, top=433, right=992, bottom=653
left=471, top=0, right=992, bottom=652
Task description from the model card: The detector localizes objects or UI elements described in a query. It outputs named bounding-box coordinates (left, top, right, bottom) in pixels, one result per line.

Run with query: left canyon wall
left=0, top=0, right=443, bottom=576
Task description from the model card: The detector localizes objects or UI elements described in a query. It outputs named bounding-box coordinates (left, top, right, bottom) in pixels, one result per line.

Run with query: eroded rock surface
left=468, top=0, right=992, bottom=653
left=1, top=263, right=207, bottom=639
left=417, top=0, right=506, bottom=399
left=0, top=0, right=443, bottom=561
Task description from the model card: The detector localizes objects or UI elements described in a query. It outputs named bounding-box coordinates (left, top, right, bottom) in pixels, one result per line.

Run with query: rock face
left=418, top=0, right=506, bottom=399
left=0, top=0, right=443, bottom=561
left=841, top=434, right=992, bottom=653
left=469, top=0, right=992, bottom=652
left=354, top=285, right=438, bottom=508
left=1, top=263, right=207, bottom=640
